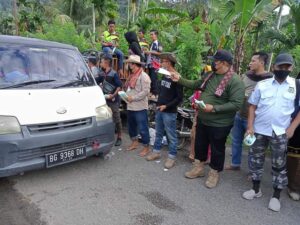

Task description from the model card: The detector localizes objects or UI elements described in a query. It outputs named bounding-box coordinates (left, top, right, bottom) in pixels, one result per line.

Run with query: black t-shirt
left=157, top=76, right=183, bottom=113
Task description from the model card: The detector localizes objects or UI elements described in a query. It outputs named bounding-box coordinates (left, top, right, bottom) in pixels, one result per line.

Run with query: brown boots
left=127, top=140, right=139, bottom=151
left=185, top=160, right=220, bottom=188
left=185, top=160, right=205, bottom=178
left=205, top=169, right=219, bottom=188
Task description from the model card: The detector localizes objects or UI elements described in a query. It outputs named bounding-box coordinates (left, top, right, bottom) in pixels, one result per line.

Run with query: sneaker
left=242, top=189, right=262, bottom=200
left=224, top=165, right=241, bottom=171
left=268, top=197, right=281, bottom=212
left=115, top=138, right=122, bottom=146
left=146, top=152, right=161, bottom=161
left=164, top=158, right=175, bottom=169
left=185, top=160, right=205, bottom=179
left=205, top=169, right=219, bottom=188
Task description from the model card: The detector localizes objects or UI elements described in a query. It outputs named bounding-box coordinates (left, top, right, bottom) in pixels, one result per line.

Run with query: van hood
left=0, top=86, right=106, bottom=125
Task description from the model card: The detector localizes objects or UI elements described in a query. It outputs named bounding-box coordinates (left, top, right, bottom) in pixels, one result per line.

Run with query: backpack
left=292, top=79, right=300, bottom=119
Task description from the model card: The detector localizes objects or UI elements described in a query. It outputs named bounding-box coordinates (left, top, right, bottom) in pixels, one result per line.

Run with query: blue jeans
left=127, top=110, right=150, bottom=146
left=153, top=111, right=177, bottom=159
left=102, top=47, right=124, bottom=71
left=231, top=113, right=248, bottom=166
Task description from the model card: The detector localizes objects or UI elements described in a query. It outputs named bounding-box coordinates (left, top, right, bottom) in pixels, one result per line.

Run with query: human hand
left=127, top=96, right=133, bottom=103
left=286, top=126, right=296, bottom=139
left=157, top=105, right=167, bottom=112
left=201, top=104, right=213, bottom=113
left=246, top=126, right=255, bottom=136
left=170, top=71, right=181, bottom=82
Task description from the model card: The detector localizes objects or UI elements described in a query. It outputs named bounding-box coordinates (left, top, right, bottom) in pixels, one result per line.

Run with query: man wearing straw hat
left=146, top=52, right=183, bottom=169
left=124, top=55, right=151, bottom=157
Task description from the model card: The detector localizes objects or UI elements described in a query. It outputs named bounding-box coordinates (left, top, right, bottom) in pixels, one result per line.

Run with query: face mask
left=211, top=61, right=217, bottom=72
left=274, top=70, right=290, bottom=81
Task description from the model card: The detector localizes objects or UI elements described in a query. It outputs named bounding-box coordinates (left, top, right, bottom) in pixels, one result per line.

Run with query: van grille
left=27, top=118, right=92, bottom=133
left=17, top=135, right=107, bottom=161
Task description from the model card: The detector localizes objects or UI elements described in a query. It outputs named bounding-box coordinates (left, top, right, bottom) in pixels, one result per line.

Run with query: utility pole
left=92, top=3, right=96, bottom=41
left=12, top=0, right=19, bottom=35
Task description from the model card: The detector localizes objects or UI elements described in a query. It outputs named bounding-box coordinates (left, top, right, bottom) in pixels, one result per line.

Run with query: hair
left=138, top=28, right=145, bottom=34
left=252, top=51, right=269, bottom=65
left=150, top=29, right=158, bottom=36
left=101, top=55, right=112, bottom=66
left=108, top=20, right=115, bottom=25
left=88, top=57, right=97, bottom=66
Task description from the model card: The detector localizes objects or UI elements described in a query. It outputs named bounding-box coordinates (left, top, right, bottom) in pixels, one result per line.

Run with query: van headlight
left=95, top=105, right=112, bottom=121
left=0, top=116, right=21, bottom=135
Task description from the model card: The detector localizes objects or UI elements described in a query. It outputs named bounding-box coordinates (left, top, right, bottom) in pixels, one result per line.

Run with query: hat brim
left=274, top=61, right=293, bottom=66
left=124, top=59, right=145, bottom=65
left=159, top=54, right=177, bottom=64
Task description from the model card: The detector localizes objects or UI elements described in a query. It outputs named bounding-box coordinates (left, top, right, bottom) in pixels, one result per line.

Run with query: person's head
left=108, top=20, right=116, bottom=33
left=149, top=29, right=158, bottom=41
left=88, top=57, right=97, bottom=69
left=159, top=53, right=177, bottom=70
left=209, top=50, right=233, bottom=74
left=138, top=28, right=145, bottom=39
left=125, top=55, right=144, bottom=72
left=124, top=31, right=139, bottom=44
left=249, top=51, right=268, bottom=73
left=272, top=53, right=294, bottom=82
left=100, top=55, right=112, bottom=70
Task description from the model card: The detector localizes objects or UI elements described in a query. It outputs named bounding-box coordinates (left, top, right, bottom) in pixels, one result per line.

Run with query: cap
left=274, top=53, right=294, bottom=66
left=159, top=52, right=178, bottom=64
left=208, top=50, right=233, bottom=64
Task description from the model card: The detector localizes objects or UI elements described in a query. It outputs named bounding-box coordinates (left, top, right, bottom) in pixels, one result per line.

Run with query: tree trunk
left=234, top=35, right=245, bottom=75
left=12, top=0, right=19, bottom=35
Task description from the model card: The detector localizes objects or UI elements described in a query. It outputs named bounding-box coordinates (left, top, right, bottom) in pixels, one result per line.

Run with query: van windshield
left=0, top=44, right=95, bottom=89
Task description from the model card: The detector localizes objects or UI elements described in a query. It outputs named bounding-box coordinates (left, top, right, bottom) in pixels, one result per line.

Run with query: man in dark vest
left=96, top=55, right=123, bottom=146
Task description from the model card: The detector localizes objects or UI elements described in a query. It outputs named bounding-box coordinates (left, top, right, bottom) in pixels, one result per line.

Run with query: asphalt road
left=1, top=133, right=300, bottom=225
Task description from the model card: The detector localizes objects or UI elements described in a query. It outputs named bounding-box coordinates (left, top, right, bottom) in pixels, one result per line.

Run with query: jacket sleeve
left=178, top=77, right=202, bottom=90
left=166, top=84, right=183, bottom=108
left=213, top=78, right=245, bottom=113
left=113, top=72, right=123, bottom=88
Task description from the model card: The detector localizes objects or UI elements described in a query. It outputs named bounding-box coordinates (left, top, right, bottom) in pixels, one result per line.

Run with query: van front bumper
left=0, top=117, right=114, bottom=177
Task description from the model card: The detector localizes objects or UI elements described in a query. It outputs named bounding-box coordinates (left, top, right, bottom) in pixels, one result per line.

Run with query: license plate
left=45, top=146, right=86, bottom=168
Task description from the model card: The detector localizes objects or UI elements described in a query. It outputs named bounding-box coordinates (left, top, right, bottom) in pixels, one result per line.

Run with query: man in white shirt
left=243, top=53, right=298, bottom=212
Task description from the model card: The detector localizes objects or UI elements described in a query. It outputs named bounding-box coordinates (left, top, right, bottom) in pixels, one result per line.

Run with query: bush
left=28, top=18, right=92, bottom=52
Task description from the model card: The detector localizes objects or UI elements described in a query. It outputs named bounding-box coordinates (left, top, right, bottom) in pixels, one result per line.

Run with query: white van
left=0, top=35, right=114, bottom=177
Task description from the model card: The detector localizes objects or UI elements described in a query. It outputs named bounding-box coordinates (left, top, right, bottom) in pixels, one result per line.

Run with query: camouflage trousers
left=248, top=132, right=288, bottom=189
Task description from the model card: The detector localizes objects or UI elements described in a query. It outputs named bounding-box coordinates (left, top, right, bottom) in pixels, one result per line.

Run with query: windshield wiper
left=52, top=80, right=92, bottom=89
left=0, top=79, right=57, bottom=89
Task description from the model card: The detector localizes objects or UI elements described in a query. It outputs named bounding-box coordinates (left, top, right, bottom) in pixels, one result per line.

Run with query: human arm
left=286, top=111, right=300, bottom=139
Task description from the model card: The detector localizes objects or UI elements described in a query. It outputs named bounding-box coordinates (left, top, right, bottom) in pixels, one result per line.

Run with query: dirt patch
left=140, top=191, right=183, bottom=212
left=0, top=178, right=46, bottom=225
left=134, top=213, right=164, bottom=225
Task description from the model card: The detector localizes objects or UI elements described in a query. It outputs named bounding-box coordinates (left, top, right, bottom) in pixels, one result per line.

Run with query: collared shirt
left=248, top=76, right=298, bottom=137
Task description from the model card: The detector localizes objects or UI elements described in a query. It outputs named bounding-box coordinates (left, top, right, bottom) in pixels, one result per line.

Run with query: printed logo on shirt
left=288, top=87, right=295, bottom=94
left=161, top=80, right=171, bottom=89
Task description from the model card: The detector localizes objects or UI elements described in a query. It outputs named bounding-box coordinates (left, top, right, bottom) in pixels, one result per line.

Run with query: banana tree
left=206, top=0, right=279, bottom=73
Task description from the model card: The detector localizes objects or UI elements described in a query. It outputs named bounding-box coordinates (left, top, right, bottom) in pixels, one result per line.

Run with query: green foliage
left=18, top=0, right=46, bottom=33
left=290, top=45, right=300, bottom=77
left=0, top=11, right=14, bottom=35
left=29, top=18, right=91, bottom=51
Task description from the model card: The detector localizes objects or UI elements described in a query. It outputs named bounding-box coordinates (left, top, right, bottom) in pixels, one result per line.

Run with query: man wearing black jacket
left=124, top=31, right=145, bottom=62
left=146, top=53, right=183, bottom=169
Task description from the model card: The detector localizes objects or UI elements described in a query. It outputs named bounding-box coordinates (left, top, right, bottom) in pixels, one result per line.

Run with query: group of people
left=87, top=21, right=300, bottom=213
left=99, top=19, right=163, bottom=99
